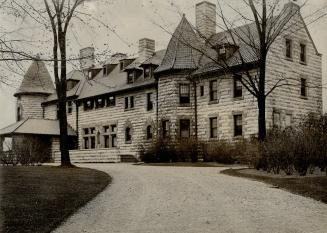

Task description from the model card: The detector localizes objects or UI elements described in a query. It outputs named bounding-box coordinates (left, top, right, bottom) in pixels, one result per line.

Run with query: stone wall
left=53, top=149, right=120, bottom=163
left=17, top=95, right=48, bottom=120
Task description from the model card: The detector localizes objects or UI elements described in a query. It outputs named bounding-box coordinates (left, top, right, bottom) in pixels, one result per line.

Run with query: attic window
left=127, top=71, right=134, bottom=84
left=218, top=46, right=227, bottom=60
left=120, top=61, right=124, bottom=71
left=88, top=71, right=92, bottom=79
left=144, top=67, right=151, bottom=79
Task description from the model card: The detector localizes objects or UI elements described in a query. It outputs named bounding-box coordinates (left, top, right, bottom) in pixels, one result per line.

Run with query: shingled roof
left=14, top=59, right=55, bottom=97
left=155, top=15, right=206, bottom=73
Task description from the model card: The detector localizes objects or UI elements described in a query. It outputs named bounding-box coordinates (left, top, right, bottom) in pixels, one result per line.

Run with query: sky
left=0, top=0, right=326, bottom=129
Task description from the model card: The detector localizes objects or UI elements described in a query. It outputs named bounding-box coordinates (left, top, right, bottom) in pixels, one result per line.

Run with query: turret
left=14, top=58, right=55, bottom=121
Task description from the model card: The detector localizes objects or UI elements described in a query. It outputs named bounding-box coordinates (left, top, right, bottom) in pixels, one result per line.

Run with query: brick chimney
left=138, top=38, right=155, bottom=62
left=196, top=1, right=216, bottom=39
left=283, top=1, right=300, bottom=15
left=80, top=47, right=95, bottom=70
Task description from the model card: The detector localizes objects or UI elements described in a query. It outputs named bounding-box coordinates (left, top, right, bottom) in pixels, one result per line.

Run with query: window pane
left=147, top=126, right=153, bottom=140
left=162, top=120, right=169, bottom=138
left=111, top=135, right=117, bottom=147
left=147, top=93, right=153, bottom=111
left=286, top=39, right=292, bottom=58
left=285, top=114, right=292, bottom=127
left=130, top=96, right=134, bottom=108
left=125, top=97, right=129, bottom=109
left=104, top=135, right=110, bottom=148
left=234, top=78, right=242, bottom=98
left=301, top=78, right=307, bottom=97
left=180, top=120, right=190, bottom=138
left=90, top=136, right=96, bottom=149
left=180, top=84, right=190, bottom=104
left=234, top=115, right=243, bottom=136
left=300, top=44, right=306, bottom=62
left=210, top=80, right=218, bottom=101
left=210, top=118, right=217, bottom=138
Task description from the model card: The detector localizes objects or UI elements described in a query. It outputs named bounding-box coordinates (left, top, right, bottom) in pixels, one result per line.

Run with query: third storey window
left=285, top=39, right=292, bottom=59
left=210, top=80, right=218, bottom=101
left=300, top=43, right=306, bottom=63
left=179, top=84, right=190, bottom=105
left=233, top=77, right=243, bottom=98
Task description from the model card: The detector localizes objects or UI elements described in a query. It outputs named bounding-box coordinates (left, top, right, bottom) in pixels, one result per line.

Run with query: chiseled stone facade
left=9, top=1, right=323, bottom=163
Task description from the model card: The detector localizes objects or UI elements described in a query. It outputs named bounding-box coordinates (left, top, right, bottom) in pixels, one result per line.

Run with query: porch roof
left=0, top=118, right=77, bottom=137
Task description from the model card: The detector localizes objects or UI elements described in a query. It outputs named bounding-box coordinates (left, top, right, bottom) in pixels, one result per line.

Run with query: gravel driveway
left=53, top=164, right=327, bottom=233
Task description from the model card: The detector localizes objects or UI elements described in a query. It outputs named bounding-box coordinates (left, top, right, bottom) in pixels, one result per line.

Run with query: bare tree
left=158, top=0, right=325, bottom=141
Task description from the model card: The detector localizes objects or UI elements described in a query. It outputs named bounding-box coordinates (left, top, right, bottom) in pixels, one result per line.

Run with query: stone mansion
left=0, top=1, right=322, bottom=162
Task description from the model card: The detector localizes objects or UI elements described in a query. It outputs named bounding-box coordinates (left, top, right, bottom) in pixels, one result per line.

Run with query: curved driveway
left=54, top=164, right=327, bottom=233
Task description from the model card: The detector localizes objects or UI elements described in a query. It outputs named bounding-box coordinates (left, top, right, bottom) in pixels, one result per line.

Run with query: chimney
left=80, top=47, right=95, bottom=70
left=283, top=1, right=300, bottom=15
left=196, top=1, right=216, bottom=39
left=138, top=38, right=155, bottom=62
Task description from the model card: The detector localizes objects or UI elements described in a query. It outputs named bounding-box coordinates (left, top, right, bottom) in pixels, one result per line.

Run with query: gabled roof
left=141, top=49, right=166, bottom=66
left=14, top=59, right=55, bottom=97
left=0, top=118, right=76, bottom=137
left=155, top=15, right=206, bottom=73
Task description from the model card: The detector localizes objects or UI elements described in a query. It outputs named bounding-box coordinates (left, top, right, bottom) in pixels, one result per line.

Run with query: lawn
left=221, top=168, right=327, bottom=204
left=0, top=166, right=111, bottom=233
left=142, top=162, right=240, bottom=167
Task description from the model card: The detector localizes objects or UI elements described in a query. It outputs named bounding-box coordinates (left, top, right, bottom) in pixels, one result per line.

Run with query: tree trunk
left=257, top=95, right=266, bottom=141
left=58, top=32, right=71, bottom=167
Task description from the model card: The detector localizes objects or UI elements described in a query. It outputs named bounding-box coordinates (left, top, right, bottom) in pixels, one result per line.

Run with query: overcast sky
left=0, top=0, right=326, bottom=128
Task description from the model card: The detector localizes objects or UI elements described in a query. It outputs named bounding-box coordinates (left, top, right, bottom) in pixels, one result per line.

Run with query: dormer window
left=120, top=61, right=124, bottom=71
left=144, top=67, right=152, bottom=79
left=103, top=66, right=107, bottom=76
left=214, top=43, right=238, bottom=62
left=127, top=71, right=134, bottom=84
left=88, top=70, right=92, bottom=79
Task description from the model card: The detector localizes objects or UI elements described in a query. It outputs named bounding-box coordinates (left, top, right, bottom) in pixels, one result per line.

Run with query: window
left=162, top=120, right=169, bottom=138
left=273, top=112, right=281, bottom=128
left=127, top=71, right=134, bottom=84
left=300, top=43, right=306, bottom=63
left=95, top=98, right=105, bottom=109
left=83, top=127, right=96, bottom=149
left=285, top=114, right=292, bottom=127
left=180, top=119, right=190, bottom=138
left=200, top=85, right=204, bottom=97
left=17, top=106, right=22, bottom=122
left=130, top=96, right=134, bottom=108
left=146, top=125, right=153, bottom=140
left=106, top=96, right=116, bottom=107
left=285, top=39, right=292, bottom=59
left=120, top=61, right=124, bottom=71
left=84, top=99, right=94, bottom=111
left=301, top=78, right=307, bottom=97
left=67, top=101, right=73, bottom=114
left=144, top=67, right=151, bottom=79
left=56, top=104, right=59, bottom=119
left=234, top=115, right=243, bottom=137
left=125, top=127, right=132, bottom=143
left=103, top=124, right=117, bottom=148
left=210, top=80, right=218, bottom=101
left=234, top=77, right=243, bottom=98
left=218, top=46, right=227, bottom=60
left=179, top=84, right=190, bottom=104
left=210, top=117, right=218, bottom=138
left=88, top=71, right=92, bottom=79
left=147, top=93, right=153, bottom=111
left=125, top=97, right=129, bottom=109
left=103, top=66, right=107, bottom=76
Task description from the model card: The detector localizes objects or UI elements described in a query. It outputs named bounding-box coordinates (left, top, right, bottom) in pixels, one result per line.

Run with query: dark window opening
left=147, top=93, right=153, bottom=111
left=67, top=101, right=73, bottom=114
left=146, top=125, right=153, bottom=140
left=130, top=96, right=134, bottom=108
left=17, top=107, right=22, bottom=121
left=90, top=136, right=96, bottom=149
left=106, top=96, right=116, bottom=107
left=125, top=97, right=129, bottom=109
left=234, top=77, right=243, bottom=98
left=84, top=137, right=89, bottom=149
left=286, top=39, right=292, bottom=58
left=144, top=67, right=151, bottom=79
left=301, top=78, right=307, bottom=97
left=120, top=61, right=124, bottom=71
left=125, top=127, right=132, bottom=143
left=104, top=135, right=110, bottom=148
left=300, top=44, right=306, bottom=63
left=180, top=119, right=190, bottom=138
left=179, top=84, right=190, bottom=104
left=210, top=117, right=218, bottom=138
left=210, top=80, right=218, bottom=101
left=162, top=120, right=169, bottom=138
left=95, top=98, right=105, bottom=109
left=234, top=115, right=243, bottom=137
left=84, top=99, right=94, bottom=111
left=200, top=85, right=204, bottom=97
left=127, top=71, right=134, bottom=84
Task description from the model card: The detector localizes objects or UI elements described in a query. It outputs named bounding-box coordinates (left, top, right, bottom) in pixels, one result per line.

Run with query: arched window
left=146, top=125, right=153, bottom=140
left=125, top=127, right=132, bottom=143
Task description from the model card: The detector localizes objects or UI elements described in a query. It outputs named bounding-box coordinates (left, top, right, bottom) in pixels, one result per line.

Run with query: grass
left=221, top=168, right=327, bottom=204
left=0, top=166, right=111, bottom=233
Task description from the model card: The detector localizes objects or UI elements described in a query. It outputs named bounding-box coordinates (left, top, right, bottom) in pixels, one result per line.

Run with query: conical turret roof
left=14, top=59, right=55, bottom=97
left=156, top=15, right=205, bottom=73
